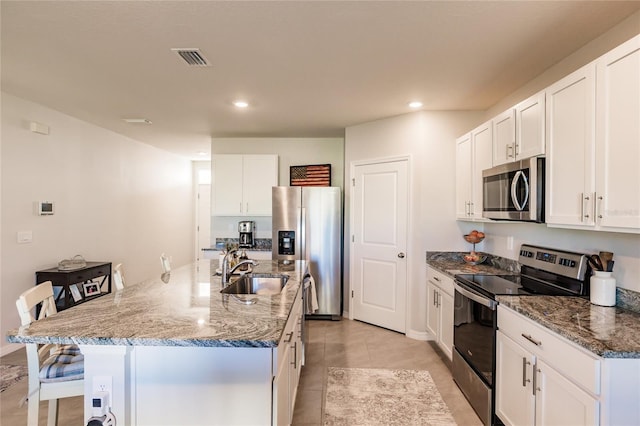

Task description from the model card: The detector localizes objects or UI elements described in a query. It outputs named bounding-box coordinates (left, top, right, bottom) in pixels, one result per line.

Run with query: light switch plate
left=17, top=231, right=32, bottom=244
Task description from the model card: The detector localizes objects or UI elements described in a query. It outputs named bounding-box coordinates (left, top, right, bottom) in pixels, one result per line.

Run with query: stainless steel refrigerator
left=272, top=186, right=342, bottom=319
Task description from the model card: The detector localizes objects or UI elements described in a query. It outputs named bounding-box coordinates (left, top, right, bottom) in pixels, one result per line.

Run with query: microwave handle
left=510, top=171, right=529, bottom=211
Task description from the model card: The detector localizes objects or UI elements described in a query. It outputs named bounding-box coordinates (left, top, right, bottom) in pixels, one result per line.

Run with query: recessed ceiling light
left=123, top=118, right=152, bottom=124
left=408, top=101, right=423, bottom=109
left=233, top=101, right=249, bottom=108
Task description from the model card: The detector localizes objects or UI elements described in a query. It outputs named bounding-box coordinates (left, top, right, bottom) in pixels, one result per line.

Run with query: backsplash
left=618, top=288, right=640, bottom=314
left=214, top=238, right=272, bottom=252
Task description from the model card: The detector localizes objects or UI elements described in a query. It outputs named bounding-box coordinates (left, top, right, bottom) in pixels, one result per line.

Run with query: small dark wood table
left=36, top=262, right=112, bottom=312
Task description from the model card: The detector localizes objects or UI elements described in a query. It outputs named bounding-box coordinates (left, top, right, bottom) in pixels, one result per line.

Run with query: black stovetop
left=455, top=271, right=583, bottom=300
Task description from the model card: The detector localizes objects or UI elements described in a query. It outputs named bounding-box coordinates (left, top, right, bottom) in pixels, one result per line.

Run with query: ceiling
left=2, top=1, right=639, bottom=160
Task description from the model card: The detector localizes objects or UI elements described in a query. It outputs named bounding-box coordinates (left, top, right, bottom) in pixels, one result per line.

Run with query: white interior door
left=197, top=183, right=211, bottom=260
left=351, top=158, right=408, bottom=333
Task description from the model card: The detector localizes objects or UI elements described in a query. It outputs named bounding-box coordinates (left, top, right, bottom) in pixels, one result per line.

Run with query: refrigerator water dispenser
left=278, top=231, right=295, bottom=255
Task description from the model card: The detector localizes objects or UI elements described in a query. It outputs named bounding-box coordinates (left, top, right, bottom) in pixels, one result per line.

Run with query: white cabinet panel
left=493, top=109, right=516, bottom=166
left=535, top=359, right=599, bottom=426
left=496, top=331, right=536, bottom=426
left=213, top=155, right=278, bottom=216
left=456, top=121, right=492, bottom=220
left=545, top=64, right=597, bottom=227
left=516, top=92, right=546, bottom=160
left=426, top=267, right=454, bottom=360
left=595, top=35, right=640, bottom=231
left=456, top=133, right=473, bottom=219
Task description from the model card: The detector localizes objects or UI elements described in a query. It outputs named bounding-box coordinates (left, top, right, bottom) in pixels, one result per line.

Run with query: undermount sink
left=220, top=273, right=289, bottom=295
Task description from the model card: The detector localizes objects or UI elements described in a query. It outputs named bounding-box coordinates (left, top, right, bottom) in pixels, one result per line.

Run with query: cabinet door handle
left=284, top=332, right=293, bottom=343
left=239, top=202, right=243, bottom=214
left=291, top=342, right=297, bottom=369
left=532, top=363, right=538, bottom=395
left=581, top=193, right=591, bottom=220
left=522, top=357, right=531, bottom=387
left=597, top=194, right=604, bottom=219
left=246, top=202, right=249, bottom=213
left=433, top=289, right=438, bottom=306
left=506, top=144, right=513, bottom=158
left=521, top=333, right=542, bottom=346
left=433, top=276, right=441, bottom=282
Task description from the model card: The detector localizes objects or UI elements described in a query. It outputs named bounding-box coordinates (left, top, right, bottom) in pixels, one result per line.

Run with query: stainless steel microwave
left=482, top=157, right=545, bottom=222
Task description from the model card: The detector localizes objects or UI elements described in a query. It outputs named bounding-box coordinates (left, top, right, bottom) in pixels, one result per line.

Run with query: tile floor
left=1, top=319, right=481, bottom=425
left=291, top=319, right=482, bottom=426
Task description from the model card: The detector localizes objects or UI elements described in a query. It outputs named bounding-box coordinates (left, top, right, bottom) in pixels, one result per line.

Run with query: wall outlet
left=93, top=376, right=112, bottom=407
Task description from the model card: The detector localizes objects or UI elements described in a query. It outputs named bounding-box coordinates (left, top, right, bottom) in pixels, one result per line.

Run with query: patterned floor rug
left=324, top=367, right=457, bottom=426
left=1, top=364, right=28, bottom=393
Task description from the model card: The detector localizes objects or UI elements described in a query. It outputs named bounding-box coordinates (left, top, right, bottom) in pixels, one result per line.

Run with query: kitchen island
left=7, top=259, right=305, bottom=425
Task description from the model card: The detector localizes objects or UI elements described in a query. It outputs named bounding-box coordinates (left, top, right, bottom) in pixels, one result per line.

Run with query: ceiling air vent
left=171, top=48, right=211, bottom=67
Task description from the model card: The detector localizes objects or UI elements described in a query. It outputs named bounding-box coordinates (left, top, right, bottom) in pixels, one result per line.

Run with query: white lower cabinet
left=496, top=331, right=598, bottom=426
left=535, top=359, right=598, bottom=425
left=496, top=305, right=639, bottom=426
left=273, top=292, right=303, bottom=425
left=426, top=267, right=454, bottom=360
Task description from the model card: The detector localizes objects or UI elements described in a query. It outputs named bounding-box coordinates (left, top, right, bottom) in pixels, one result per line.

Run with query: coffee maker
left=238, top=221, right=255, bottom=248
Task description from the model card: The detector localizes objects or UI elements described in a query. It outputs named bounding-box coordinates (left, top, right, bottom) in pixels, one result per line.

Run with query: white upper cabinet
left=213, top=154, right=278, bottom=216
left=547, top=35, right=640, bottom=233
left=493, top=109, right=516, bottom=166
left=456, top=121, right=492, bottom=220
left=545, top=64, right=596, bottom=228
left=516, top=92, right=546, bottom=161
left=456, top=133, right=473, bottom=219
left=595, top=35, right=640, bottom=231
left=493, top=92, right=545, bottom=167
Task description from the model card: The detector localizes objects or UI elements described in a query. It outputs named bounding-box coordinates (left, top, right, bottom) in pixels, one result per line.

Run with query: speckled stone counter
left=6, top=259, right=304, bottom=348
left=426, top=251, right=519, bottom=276
left=498, top=295, right=640, bottom=358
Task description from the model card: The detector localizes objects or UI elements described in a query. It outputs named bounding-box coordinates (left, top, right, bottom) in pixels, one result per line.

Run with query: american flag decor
left=290, top=164, right=331, bottom=187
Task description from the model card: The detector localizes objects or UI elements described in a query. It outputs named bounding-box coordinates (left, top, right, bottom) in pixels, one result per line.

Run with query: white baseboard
left=342, top=310, right=349, bottom=319
left=406, top=329, right=431, bottom=341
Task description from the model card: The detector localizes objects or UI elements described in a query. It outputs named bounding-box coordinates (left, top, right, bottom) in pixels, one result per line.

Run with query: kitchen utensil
left=599, top=251, right=614, bottom=272
left=606, top=260, right=615, bottom=272
left=588, top=254, right=604, bottom=271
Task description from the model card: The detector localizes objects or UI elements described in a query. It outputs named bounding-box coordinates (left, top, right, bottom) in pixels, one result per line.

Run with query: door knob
left=397, top=253, right=405, bottom=258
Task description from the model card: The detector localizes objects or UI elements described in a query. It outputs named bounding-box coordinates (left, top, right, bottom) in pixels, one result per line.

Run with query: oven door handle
left=454, top=283, right=497, bottom=310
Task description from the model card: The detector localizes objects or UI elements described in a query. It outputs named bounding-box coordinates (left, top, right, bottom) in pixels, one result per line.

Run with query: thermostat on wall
left=37, top=201, right=55, bottom=215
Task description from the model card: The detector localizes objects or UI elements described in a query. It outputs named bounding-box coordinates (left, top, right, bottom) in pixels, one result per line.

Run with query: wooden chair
left=160, top=253, right=171, bottom=273
left=113, top=263, right=125, bottom=290
left=16, top=281, right=84, bottom=426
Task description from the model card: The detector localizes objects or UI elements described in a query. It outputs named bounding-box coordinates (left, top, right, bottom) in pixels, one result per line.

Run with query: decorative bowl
left=464, top=234, right=485, bottom=244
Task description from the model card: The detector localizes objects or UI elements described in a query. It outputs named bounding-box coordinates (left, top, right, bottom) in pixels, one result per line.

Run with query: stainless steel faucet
left=221, top=249, right=257, bottom=286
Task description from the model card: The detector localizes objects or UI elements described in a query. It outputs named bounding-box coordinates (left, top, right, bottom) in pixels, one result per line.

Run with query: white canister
left=590, top=271, right=617, bottom=307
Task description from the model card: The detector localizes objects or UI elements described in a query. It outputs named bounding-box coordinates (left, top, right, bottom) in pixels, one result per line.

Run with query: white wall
left=1, top=93, right=194, bottom=355
left=345, top=110, right=483, bottom=339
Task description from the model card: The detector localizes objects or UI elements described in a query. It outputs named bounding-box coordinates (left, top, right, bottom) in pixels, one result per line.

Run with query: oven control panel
left=519, top=244, right=589, bottom=280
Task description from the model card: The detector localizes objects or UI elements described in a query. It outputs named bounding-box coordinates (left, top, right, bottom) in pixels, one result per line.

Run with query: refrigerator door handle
left=300, top=207, right=306, bottom=261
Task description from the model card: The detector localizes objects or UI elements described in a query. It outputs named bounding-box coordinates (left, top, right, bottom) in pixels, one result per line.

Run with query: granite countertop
left=6, top=259, right=304, bottom=348
left=498, top=296, right=640, bottom=359
left=426, top=251, right=519, bottom=277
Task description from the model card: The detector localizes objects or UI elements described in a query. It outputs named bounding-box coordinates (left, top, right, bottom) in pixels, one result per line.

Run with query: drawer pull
left=521, top=333, right=542, bottom=346
left=284, top=332, right=294, bottom=343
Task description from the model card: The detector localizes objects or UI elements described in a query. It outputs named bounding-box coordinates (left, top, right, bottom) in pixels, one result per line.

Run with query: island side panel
left=133, top=345, right=274, bottom=425
left=80, top=345, right=133, bottom=426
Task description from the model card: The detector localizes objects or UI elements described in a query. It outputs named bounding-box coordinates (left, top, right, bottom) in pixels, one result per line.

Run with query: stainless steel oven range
left=452, top=244, right=590, bottom=426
